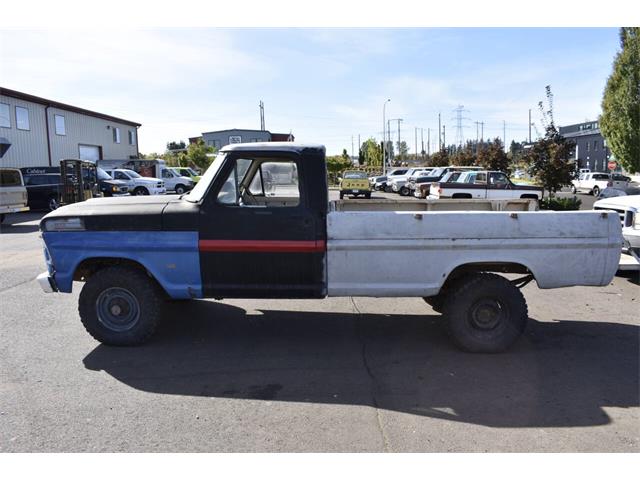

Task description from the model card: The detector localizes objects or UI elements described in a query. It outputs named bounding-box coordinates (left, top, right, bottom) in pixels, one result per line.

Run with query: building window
left=113, top=127, right=121, bottom=143
left=594, top=140, right=598, bottom=151
left=0, top=103, right=10, bottom=128
left=128, top=129, right=136, bottom=145
left=54, top=114, right=66, bottom=135
left=586, top=141, right=590, bottom=152
left=16, top=106, right=29, bottom=130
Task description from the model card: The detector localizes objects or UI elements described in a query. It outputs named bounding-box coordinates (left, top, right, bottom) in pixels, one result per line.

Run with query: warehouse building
left=559, top=121, right=611, bottom=172
left=189, top=128, right=294, bottom=150
left=0, top=87, right=141, bottom=168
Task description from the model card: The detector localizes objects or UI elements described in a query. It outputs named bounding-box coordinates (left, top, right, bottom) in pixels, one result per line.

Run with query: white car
left=382, top=168, right=409, bottom=192
left=571, top=172, right=628, bottom=196
left=104, top=169, right=166, bottom=196
left=593, top=194, right=640, bottom=255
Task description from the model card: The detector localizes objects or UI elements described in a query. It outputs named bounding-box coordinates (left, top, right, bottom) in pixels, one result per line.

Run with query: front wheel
left=48, top=195, right=60, bottom=211
left=175, top=184, right=186, bottom=195
left=134, top=187, right=149, bottom=196
left=79, top=266, right=163, bottom=345
left=592, top=186, right=600, bottom=196
left=443, top=273, right=528, bottom=353
left=400, top=186, right=409, bottom=196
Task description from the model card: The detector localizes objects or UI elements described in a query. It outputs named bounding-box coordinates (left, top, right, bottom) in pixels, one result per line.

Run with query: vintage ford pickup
left=38, top=143, right=623, bottom=352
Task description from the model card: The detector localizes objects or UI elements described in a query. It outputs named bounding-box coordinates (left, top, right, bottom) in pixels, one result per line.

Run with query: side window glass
left=217, top=158, right=252, bottom=205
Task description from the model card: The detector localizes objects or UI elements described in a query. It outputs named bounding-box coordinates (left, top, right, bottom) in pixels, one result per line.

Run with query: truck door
left=472, top=171, right=488, bottom=198
left=487, top=172, right=512, bottom=199
left=198, top=153, right=326, bottom=299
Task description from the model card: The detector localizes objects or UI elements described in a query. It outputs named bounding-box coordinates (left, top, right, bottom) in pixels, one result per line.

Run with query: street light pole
left=382, top=99, right=390, bottom=175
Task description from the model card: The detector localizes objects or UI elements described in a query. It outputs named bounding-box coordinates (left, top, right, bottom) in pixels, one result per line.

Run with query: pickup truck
left=389, top=168, right=431, bottom=196
left=415, top=166, right=483, bottom=199
left=571, top=172, right=628, bottom=196
left=429, top=171, right=543, bottom=200
left=0, top=167, right=29, bottom=223
left=100, top=159, right=193, bottom=194
left=37, top=142, right=623, bottom=353
left=103, top=168, right=166, bottom=196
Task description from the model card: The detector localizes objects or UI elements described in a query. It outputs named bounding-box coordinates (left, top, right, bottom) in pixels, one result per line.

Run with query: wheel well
left=520, top=194, right=539, bottom=199
left=452, top=193, right=472, bottom=199
left=443, top=262, right=535, bottom=289
left=74, top=257, right=148, bottom=282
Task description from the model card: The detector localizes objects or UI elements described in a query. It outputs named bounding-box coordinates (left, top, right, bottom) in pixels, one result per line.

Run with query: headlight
left=43, top=217, right=85, bottom=232
left=111, top=185, right=118, bottom=192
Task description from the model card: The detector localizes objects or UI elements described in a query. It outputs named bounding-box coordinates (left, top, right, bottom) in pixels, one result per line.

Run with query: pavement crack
left=0, top=276, right=38, bottom=294
left=350, top=296, right=392, bottom=453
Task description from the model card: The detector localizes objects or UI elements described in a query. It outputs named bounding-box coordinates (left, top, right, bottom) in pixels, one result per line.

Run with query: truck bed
left=326, top=210, right=622, bottom=297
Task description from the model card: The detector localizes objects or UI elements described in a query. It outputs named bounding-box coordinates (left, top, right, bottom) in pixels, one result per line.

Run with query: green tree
left=326, top=154, right=352, bottom=185
left=360, top=138, right=382, bottom=166
left=524, top=86, right=575, bottom=196
left=396, top=140, right=409, bottom=160
left=451, top=141, right=477, bottom=166
left=429, top=148, right=450, bottom=167
left=185, top=139, right=216, bottom=171
left=477, top=138, right=511, bottom=175
left=600, top=27, right=640, bottom=173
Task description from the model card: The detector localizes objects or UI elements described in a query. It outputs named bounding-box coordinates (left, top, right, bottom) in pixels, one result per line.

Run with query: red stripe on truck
left=199, top=239, right=326, bottom=253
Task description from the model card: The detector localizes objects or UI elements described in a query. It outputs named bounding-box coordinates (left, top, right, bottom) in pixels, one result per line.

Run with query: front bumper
left=37, top=271, right=58, bottom=293
left=341, top=189, right=370, bottom=195
left=0, top=205, right=30, bottom=214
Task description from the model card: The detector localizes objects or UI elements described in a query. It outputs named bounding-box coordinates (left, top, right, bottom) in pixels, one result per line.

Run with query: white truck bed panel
left=326, top=210, right=622, bottom=297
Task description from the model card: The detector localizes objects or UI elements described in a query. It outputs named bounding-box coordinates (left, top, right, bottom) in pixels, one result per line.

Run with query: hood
left=100, top=179, right=128, bottom=187
left=41, top=195, right=177, bottom=231
left=137, top=177, right=162, bottom=183
left=594, top=194, right=640, bottom=211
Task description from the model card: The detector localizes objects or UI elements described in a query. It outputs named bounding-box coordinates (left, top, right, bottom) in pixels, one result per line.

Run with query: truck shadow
left=83, top=300, right=639, bottom=429
left=0, top=212, right=45, bottom=234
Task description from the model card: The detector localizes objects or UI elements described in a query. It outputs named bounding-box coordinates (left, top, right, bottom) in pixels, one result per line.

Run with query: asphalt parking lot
left=0, top=207, right=638, bottom=452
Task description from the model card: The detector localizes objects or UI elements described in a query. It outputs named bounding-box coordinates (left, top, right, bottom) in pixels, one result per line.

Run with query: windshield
left=184, top=153, right=226, bottom=202
left=429, top=168, right=445, bottom=177
left=343, top=171, right=368, bottom=179
left=97, top=168, right=112, bottom=180
left=122, top=169, right=141, bottom=178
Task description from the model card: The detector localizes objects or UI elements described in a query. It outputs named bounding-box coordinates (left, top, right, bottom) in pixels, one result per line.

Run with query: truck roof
left=220, top=142, right=325, bottom=154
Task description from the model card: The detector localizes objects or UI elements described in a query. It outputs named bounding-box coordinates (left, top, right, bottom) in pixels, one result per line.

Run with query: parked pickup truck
left=571, top=172, right=629, bottom=196
left=415, top=166, right=483, bottom=199
left=103, top=168, right=166, bottom=196
left=429, top=171, right=543, bottom=200
left=37, top=143, right=623, bottom=353
left=0, top=168, right=29, bottom=223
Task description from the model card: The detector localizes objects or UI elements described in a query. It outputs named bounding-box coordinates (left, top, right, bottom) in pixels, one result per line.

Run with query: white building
left=0, top=87, right=141, bottom=168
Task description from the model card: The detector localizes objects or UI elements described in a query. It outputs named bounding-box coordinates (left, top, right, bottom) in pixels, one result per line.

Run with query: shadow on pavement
left=83, top=300, right=639, bottom=429
left=0, top=212, right=45, bottom=234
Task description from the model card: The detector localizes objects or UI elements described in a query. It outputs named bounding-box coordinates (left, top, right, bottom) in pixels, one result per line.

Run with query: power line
left=451, top=105, right=471, bottom=147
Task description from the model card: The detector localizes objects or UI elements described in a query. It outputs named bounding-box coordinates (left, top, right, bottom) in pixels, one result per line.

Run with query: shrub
left=539, top=196, right=582, bottom=211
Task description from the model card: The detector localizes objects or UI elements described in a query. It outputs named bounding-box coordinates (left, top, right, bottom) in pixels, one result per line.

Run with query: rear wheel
left=442, top=273, right=528, bottom=353
left=134, top=187, right=149, bottom=196
left=365, top=192, right=371, bottom=199
left=175, top=184, right=186, bottom=194
left=79, top=266, right=163, bottom=345
left=48, top=195, right=60, bottom=211
left=400, top=186, right=409, bottom=196
left=571, top=185, right=577, bottom=194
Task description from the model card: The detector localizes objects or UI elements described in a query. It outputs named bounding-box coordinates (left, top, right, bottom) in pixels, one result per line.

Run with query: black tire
left=0, top=214, right=4, bottom=224
left=134, top=187, right=149, bottom=196
left=365, top=192, right=371, bottom=199
left=592, top=186, right=600, bottom=196
left=78, top=266, right=163, bottom=346
left=48, top=195, right=60, bottom=211
left=339, top=192, right=344, bottom=199
left=571, top=185, right=577, bottom=194
left=400, top=186, right=409, bottom=196
left=442, top=273, right=528, bottom=353
left=384, top=185, right=392, bottom=193
left=175, top=184, right=186, bottom=195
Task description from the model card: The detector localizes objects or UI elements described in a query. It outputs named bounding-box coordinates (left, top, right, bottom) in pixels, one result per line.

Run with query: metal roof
left=221, top=142, right=325, bottom=153
left=0, top=87, right=141, bottom=127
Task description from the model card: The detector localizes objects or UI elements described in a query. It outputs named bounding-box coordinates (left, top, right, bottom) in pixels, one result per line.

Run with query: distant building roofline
left=0, top=87, right=141, bottom=127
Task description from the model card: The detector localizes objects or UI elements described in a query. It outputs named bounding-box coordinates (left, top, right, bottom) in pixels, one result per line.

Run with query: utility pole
left=475, top=121, right=480, bottom=153
left=442, top=125, right=446, bottom=151
left=351, top=136, right=354, bottom=160
left=528, top=109, right=532, bottom=143
left=414, top=127, right=418, bottom=163
left=427, top=128, right=431, bottom=156
left=259, top=101, right=265, bottom=130
left=480, top=122, right=484, bottom=145
left=397, top=119, right=403, bottom=160
left=358, top=134, right=360, bottom=163
left=438, top=113, right=442, bottom=150
left=503, top=120, right=506, bottom=152
left=382, top=99, right=390, bottom=175
left=420, top=128, right=424, bottom=160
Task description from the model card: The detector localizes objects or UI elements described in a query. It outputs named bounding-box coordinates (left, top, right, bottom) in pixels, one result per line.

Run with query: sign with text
left=229, top=136, right=242, bottom=144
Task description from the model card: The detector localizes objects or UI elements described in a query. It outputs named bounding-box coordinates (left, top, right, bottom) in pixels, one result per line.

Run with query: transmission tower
left=451, top=105, right=471, bottom=147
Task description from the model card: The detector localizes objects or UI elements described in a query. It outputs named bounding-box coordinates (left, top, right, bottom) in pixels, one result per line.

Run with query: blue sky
left=0, top=28, right=621, bottom=155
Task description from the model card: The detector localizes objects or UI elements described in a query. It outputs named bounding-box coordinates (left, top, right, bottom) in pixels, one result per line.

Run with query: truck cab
left=0, top=167, right=29, bottom=223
